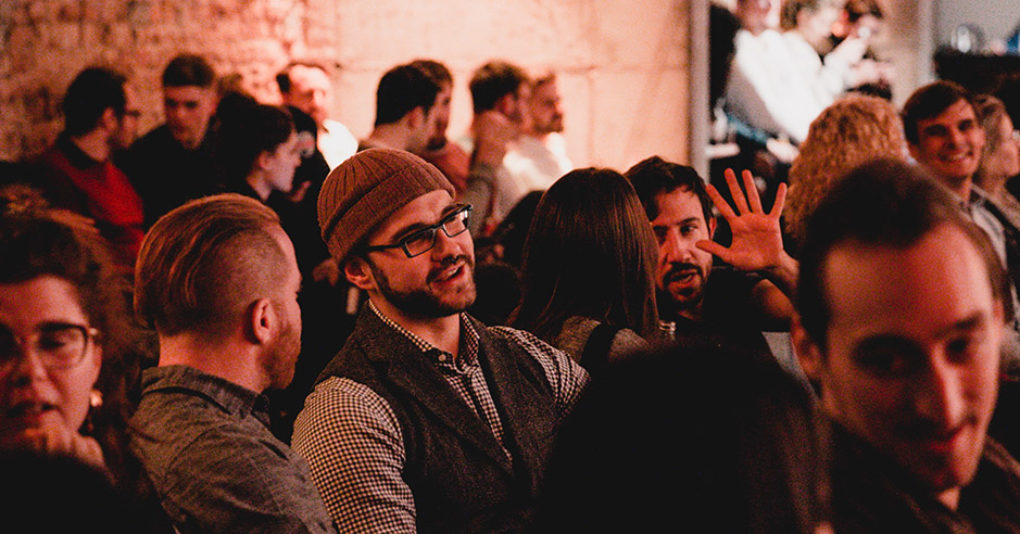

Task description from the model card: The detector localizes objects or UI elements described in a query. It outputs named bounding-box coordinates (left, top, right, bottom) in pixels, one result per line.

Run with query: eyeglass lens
left=0, top=324, right=90, bottom=371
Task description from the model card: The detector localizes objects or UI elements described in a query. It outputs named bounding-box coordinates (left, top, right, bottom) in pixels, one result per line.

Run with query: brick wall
left=0, top=0, right=690, bottom=169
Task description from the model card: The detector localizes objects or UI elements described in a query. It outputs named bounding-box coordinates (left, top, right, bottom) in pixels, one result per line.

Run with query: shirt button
left=438, top=354, right=447, bottom=362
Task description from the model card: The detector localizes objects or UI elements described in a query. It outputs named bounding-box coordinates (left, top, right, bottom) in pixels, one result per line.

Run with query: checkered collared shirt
left=292, top=302, right=589, bottom=533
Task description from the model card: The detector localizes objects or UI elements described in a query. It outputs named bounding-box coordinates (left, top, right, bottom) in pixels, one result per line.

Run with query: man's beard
left=261, top=309, right=301, bottom=390
left=369, top=254, right=477, bottom=319
left=659, top=262, right=707, bottom=319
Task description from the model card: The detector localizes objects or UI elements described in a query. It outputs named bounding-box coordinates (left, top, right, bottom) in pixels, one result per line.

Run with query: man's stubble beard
left=368, top=254, right=477, bottom=319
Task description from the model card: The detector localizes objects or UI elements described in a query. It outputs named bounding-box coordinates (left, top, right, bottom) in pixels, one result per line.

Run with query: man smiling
left=792, top=160, right=1020, bottom=530
left=904, top=81, right=1020, bottom=368
left=292, top=148, right=587, bottom=533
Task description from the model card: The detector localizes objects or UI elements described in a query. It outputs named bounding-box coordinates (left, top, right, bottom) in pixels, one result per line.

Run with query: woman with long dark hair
left=512, top=168, right=659, bottom=371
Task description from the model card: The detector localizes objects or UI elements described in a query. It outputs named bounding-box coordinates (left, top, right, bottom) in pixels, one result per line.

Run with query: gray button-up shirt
left=130, top=365, right=336, bottom=534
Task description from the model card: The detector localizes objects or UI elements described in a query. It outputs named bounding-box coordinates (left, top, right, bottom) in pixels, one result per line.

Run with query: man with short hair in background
left=903, top=80, right=1020, bottom=368
left=120, top=53, right=221, bottom=227
left=131, top=194, right=336, bottom=534
left=505, top=72, right=573, bottom=191
left=625, top=157, right=798, bottom=366
left=33, top=66, right=144, bottom=266
left=277, top=61, right=358, bottom=170
left=413, top=59, right=472, bottom=194
left=459, top=60, right=532, bottom=235
left=358, top=63, right=443, bottom=155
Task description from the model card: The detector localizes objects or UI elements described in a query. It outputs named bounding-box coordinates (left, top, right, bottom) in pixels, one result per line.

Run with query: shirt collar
left=368, top=300, right=480, bottom=367
left=141, top=365, right=271, bottom=424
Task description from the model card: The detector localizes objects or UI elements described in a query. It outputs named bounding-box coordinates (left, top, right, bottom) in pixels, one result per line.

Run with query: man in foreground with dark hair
left=130, top=194, right=336, bottom=533
left=120, top=53, right=221, bottom=226
left=33, top=66, right=143, bottom=266
left=791, top=159, right=1020, bottom=530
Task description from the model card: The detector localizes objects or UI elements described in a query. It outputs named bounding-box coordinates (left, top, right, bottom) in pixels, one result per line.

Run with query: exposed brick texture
left=0, top=0, right=690, bottom=169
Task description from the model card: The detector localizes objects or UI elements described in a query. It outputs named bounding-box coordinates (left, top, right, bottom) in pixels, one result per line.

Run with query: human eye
left=853, top=338, right=919, bottom=377
left=680, top=222, right=699, bottom=236
left=652, top=227, right=668, bottom=245
left=924, top=125, right=948, bottom=138
left=946, top=332, right=983, bottom=362
left=37, top=326, right=84, bottom=353
left=0, top=328, right=17, bottom=364
left=401, top=227, right=437, bottom=255
left=443, top=208, right=470, bottom=234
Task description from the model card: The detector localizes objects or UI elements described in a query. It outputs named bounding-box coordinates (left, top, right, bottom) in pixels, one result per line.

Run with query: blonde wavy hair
left=785, top=94, right=906, bottom=244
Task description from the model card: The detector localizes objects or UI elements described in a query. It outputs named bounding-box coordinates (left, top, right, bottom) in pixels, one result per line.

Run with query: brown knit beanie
left=318, top=148, right=455, bottom=264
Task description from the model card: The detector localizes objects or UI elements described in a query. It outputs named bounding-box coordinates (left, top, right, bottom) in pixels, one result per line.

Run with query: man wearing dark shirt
left=130, top=194, right=336, bottom=534
left=625, top=156, right=798, bottom=359
left=792, top=159, right=1020, bottom=531
left=119, top=54, right=220, bottom=227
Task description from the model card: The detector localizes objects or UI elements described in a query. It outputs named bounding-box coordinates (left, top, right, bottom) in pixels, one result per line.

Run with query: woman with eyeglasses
left=511, top=168, right=660, bottom=373
left=0, top=209, right=140, bottom=482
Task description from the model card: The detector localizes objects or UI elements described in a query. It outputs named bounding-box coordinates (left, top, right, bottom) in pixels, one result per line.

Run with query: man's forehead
left=375, top=190, right=455, bottom=237
left=821, top=225, right=995, bottom=339
left=289, top=66, right=330, bottom=91
left=164, top=85, right=211, bottom=102
left=919, top=99, right=977, bottom=129
left=652, top=187, right=708, bottom=223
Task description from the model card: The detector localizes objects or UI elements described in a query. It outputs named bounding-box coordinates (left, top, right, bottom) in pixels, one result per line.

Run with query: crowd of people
left=3, top=1, right=1020, bottom=531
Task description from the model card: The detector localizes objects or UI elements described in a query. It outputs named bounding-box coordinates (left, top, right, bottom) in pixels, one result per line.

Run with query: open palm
left=696, top=168, right=787, bottom=272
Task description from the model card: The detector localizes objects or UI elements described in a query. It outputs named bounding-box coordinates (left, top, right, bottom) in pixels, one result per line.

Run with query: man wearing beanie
left=292, top=148, right=589, bottom=533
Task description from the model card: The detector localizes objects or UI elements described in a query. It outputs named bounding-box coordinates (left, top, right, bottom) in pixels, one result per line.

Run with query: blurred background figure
left=120, top=54, right=220, bottom=228
left=31, top=67, right=143, bottom=269
left=784, top=94, right=906, bottom=248
left=511, top=168, right=659, bottom=372
left=277, top=62, right=358, bottom=170
left=504, top=73, right=573, bottom=193
left=975, top=94, right=1020, bottom=230
left=825, top=0, right=893, bottom=99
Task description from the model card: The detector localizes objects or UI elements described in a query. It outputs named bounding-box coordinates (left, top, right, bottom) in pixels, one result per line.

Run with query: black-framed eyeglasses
left=362, top=204, right=472, bottom=258
left=0, top=323, right=99, bottom=373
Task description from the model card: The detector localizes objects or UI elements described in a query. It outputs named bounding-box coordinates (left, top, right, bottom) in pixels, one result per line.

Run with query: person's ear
left=907, top=142, right=921, bottom=163
left=407, top=106, right=425, bottom=129
left=99, top=107, right=119, bottom=133
left=708, top=216, right=718, bottom=239
left=791, top=313, right=823, bottom=382
left=344, top=256, right=376, bottom=291
left=255, top=150, right=273, bottom=171
left=495, top=93, right=515, bottom=117
left=249, top=298, right=275, bottom=345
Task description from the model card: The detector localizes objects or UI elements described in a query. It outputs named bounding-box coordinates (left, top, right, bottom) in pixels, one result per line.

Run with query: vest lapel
left=355, top=309, right=514, bottom=473
left=475, top=320, right=552, bottom=492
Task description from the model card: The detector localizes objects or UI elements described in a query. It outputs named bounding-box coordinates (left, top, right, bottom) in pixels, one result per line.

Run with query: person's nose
left=6, top=347, right=49, bottom=387
left=663, top=227, right=692, bottom=264
left=913, top=354, right=966, bottom=430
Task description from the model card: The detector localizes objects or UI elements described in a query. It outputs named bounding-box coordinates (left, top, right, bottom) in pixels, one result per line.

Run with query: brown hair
left=974, top=94, right=1015, bottom=188
left=512, top=168, right=659, bottom=343
left=786, top=94, right=906, bottom=245
left=134, top=194, right=285, bottom=338
left=0, top=208, right=138, bottom=486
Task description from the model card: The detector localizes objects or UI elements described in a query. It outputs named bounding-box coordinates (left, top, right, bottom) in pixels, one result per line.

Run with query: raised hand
left=696, top=168, right=788, bottom=274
